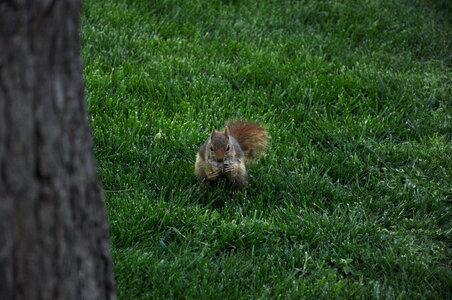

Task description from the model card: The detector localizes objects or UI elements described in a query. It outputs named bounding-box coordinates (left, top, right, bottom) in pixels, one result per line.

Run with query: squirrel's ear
left=211, top=127, right=216, bottom=137
left=224, top=126, right=230, bottom=137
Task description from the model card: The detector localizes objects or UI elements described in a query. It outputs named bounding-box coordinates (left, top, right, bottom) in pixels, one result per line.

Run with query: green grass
left=81, top=0, right=451, bottom=298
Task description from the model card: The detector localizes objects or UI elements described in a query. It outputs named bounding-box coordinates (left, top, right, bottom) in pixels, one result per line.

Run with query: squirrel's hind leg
left=195, top=153, right=209, bottom=183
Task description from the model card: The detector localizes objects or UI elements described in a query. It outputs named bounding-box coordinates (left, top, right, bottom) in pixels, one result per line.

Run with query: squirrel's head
left=208, top=127, right=233, bottom=163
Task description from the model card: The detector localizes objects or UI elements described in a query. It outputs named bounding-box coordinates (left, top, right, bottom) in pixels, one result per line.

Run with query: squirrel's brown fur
left=226, top=120, right=268, bottom=160
left=194, top=119, right=268, bottom=189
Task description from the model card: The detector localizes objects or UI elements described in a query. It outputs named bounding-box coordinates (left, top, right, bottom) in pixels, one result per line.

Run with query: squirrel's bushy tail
left=226, top=120, right=269, bottom=160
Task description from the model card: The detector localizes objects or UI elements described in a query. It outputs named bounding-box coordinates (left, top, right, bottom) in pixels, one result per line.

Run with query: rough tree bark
left=0, top=1, right=116, bottom=299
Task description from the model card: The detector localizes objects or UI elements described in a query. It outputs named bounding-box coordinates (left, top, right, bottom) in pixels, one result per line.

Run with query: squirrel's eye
left=209, top=145, right=214, bottom=151
left=226, top=144, right=231, bottom=152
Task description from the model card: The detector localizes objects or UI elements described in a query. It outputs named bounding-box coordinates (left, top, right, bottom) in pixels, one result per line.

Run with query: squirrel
left=195, top=120, right=268, bottom=189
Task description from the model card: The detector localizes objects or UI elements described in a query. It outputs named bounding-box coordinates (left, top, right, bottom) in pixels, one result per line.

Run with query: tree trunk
left=0, top=1, right=116, bottom=299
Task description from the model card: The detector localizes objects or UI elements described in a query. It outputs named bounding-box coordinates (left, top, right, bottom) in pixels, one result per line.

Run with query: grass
left=81, top=0, right=451, bottom=298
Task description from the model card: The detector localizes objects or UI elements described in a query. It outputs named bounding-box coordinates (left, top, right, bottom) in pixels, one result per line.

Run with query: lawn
left=81, top=0, right=451, bottom=298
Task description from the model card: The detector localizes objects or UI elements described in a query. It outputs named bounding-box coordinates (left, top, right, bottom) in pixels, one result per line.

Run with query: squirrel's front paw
left=224, top=164, right=238, bottom=176
left=204, top=163, right=221, bottom=180
left=206, top=170, right=220, bottom=180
